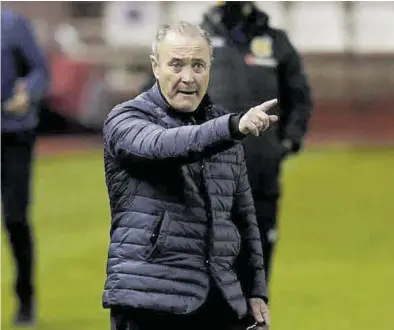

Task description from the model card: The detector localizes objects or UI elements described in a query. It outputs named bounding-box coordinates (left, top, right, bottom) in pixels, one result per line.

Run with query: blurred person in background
left=1, top=7, right=50, bottom=327
left=103, top=21, right=278, bottom=330
left=202, top=1, right=313, bottom=284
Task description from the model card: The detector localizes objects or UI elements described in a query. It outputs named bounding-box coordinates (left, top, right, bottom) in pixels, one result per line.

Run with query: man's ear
left=150, top=55, right=159, bottom=80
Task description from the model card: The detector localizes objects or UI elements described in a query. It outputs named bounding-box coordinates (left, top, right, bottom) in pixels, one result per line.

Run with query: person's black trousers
left=243, top=142, right=283, bottom=286
left=1, top=129, right=36, bottom=304
left=110, top=286, right=254, bottom=330
left=253, top=196, right=279, bottom=285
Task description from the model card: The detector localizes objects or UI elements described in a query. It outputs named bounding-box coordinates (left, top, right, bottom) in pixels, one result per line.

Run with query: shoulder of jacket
left=2, top=8, right=27, bottom=28
left=257, top=28, right=294, bottom=60
left=264, top=28, right=293, bottom=48
left=103, top=94, right=155, bottom=131
left=108, top=93, right=159, bottom=118
left=255, top=26, right=288, bottom=41
left=272, top=28, right=290, bottom=40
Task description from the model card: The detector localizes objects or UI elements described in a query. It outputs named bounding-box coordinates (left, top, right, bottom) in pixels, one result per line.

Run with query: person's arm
left=12, top=13, right=50, bottom=103
left=278, top=31, right=313, bottom=153
left=104, top=97, right=278, bottom=164
left=104, top=104, right=241, bottom=164
left=233, top=150, right=267, bottom=301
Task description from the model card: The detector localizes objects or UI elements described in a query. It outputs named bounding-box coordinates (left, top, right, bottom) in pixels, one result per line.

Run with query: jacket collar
left=147, top=82, right=212, bottom=123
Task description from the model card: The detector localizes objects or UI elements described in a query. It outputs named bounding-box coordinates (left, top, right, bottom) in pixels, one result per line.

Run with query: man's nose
left=180, top=67, right=194, bottom=83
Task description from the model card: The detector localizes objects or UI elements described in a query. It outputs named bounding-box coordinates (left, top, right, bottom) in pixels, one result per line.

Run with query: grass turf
left=2, top=147, right=394, bottom=330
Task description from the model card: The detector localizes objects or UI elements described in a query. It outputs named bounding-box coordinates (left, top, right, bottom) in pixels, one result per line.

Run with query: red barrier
left=47, top=54, right=105, bottom=121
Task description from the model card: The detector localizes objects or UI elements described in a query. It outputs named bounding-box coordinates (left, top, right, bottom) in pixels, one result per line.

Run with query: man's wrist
left=249, top=296, right=269, bottom=304
left=229, top=114, right=245, bottom=140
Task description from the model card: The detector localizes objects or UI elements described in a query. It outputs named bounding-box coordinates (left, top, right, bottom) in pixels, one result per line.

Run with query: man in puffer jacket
left=103, top=21, right=278, bottom=330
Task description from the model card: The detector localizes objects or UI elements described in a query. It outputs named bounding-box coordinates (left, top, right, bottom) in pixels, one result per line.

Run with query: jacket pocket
left=146, top=211, right=171, bottom=260
left=229, top=221, right=242, bottom=258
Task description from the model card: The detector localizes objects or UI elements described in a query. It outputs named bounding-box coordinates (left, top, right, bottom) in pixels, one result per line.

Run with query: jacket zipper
left=189, top=116, right=214, bottom=268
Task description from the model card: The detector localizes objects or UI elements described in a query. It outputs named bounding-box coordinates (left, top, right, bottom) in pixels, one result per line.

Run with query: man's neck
left=154, top=83, right=208, bottom=123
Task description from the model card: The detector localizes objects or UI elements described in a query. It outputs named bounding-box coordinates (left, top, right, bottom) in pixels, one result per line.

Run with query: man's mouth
left=178, top=91, right=197, bottom=95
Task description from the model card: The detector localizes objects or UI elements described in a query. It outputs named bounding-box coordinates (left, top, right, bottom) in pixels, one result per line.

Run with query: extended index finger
left=256, top=98, right=278, bottom=113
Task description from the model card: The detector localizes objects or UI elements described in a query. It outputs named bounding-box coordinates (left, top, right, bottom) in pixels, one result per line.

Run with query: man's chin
left=171, top=99, right=199, bottom=113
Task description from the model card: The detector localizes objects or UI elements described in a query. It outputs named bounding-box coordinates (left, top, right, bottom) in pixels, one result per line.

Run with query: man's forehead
left=157, top=32, right=210, bottom=58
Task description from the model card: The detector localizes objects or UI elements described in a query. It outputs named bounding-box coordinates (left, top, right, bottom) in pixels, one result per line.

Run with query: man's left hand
left=249, top=297, right=270, bottom=329
left=4, top=81, right=30, bottom=115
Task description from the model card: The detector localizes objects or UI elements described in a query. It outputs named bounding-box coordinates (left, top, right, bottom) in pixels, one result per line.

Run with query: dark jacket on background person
left=102, top=84, right=267, bottom=318
left=1, top=8, right=50, bottom=133
left=202, top=4, right=313, bottom=198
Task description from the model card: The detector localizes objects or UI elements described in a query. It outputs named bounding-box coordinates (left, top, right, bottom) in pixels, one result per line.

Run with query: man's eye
left=193, top=63, right=204, bottom=69
left=170, top=62, right=182, bottom=68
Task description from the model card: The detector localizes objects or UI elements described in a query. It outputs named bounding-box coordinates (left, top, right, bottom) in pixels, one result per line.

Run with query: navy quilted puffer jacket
left=102, top=84, right=267, bottom=318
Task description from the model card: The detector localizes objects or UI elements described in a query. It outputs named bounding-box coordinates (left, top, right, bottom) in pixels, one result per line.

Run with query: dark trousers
left=1, top=130, right=36, bottom=303
left=244, top=144, right=283, bottom=285
left=110, top=287, right=253, bottom=330
left=253, top=196, right=279, bottom=285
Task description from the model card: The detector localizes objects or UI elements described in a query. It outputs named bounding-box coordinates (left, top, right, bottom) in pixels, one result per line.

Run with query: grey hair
left=152, top=21, right=213, bottom=61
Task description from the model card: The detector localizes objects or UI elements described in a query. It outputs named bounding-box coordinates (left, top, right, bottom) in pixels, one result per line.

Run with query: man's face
left=151, top=32, right=211, bottom=112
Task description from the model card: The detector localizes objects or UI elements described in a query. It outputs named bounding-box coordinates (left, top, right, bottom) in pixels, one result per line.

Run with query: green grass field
left=2, top=147, right=394, bottom=330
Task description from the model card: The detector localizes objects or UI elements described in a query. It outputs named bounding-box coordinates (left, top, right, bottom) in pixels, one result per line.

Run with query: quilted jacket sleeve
left=233, top=147, right=268, bottom=302
left=104, top=104, right=238, bottom=164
